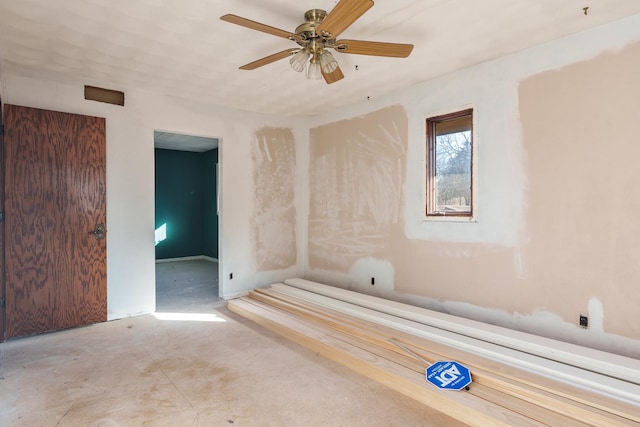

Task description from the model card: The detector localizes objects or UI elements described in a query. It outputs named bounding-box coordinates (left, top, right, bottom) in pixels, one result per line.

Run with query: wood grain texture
left=232, top=287, right=640, bottom=426
left=316, top=0, right=374, bottom=39
left=239, top=49, right=297, bottom=70
left=335, top=39, right=414, bottom=57
left=248, top=290, right=586, bottom=426
left=220, top=14, right=302, bottom=41
left=4, top=104, right=106, bottom=338
left=0, top=97, right=5, bottom=341
left=229, top=297, right=544, bottom=427
left=282, top=278, right=640, bottom=385
left=274, top=280, right=640, bottom=411
left=252, top=289, right=636, bottom=425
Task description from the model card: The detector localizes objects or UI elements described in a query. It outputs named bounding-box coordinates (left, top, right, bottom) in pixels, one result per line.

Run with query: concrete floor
left=0, top=260, right=462, bottom=426
left=155, top=259, right=222, bottom=313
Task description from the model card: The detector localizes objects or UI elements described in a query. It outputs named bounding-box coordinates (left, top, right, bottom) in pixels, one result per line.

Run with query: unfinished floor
left=155, top=259, right=221, bottom=313
left=0, top=261, right=462, bottom=426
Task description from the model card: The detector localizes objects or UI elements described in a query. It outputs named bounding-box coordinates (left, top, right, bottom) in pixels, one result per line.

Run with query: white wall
left=0, top=63, right=304, bottom=319
left=3, top=13, right=640, bottom=356
left=299, top=14, right=640, bottom=357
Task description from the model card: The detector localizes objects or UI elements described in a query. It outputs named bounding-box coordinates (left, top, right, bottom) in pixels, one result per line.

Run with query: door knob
left=90, top=223, right=106, bottom=240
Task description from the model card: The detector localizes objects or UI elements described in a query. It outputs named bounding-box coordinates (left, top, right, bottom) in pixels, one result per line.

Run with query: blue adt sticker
left=426, top=361, right=472, bottom=391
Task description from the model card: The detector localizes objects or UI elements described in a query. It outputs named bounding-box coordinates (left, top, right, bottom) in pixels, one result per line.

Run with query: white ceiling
left=154, top=131, right=218, bottom=152
left=1, top=0, right=639, bottom=117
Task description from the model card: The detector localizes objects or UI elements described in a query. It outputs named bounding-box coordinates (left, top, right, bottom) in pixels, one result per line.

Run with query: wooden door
left=3, top=104, right=107, bottom=338
left=0, top=99, right=5, bottom=342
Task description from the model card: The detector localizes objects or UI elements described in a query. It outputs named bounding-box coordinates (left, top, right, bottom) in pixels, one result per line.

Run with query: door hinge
left=0, top=297, right=5, bottom=309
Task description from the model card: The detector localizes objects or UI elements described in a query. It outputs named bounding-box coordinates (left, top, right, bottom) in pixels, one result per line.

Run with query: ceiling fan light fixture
left=289, top=49, right=310, bottom=72
left=319, top=50, right=339, bottom=73
left=221, top=0, right=414, bottom=85
left=306, top=60, right=322, bottom=80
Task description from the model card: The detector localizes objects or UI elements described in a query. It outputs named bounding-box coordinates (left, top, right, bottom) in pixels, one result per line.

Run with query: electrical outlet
left=371, top=277, right=375, bottom=285
left=229, top=273, right=233, bottom=280
left=579, top=315, right=588, bottom=328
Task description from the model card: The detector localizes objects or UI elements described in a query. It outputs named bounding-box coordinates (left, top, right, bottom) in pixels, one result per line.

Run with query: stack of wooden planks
left=228, top=284, right=640, bottom=427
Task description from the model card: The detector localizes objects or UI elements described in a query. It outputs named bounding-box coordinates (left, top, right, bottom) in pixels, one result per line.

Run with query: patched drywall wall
left=519, top=40, right=640, bottom=340
left=305, top=17, right=640, bottom=356
left=252, top=127, right=297, bottom=271
left=308, top=106, right=525, bottom=315
left=308, top=106, right=406, bottom=275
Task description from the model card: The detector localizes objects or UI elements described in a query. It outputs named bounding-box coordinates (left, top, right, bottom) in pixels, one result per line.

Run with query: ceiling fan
left=220, top=0, right=414, bottom=84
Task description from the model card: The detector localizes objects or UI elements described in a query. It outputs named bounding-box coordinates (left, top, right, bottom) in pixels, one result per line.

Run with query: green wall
left=155, top=148, right=218, bottom=259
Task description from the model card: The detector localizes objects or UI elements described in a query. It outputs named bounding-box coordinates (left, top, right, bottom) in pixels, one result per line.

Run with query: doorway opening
left=153, top=130, right=221, bottom=313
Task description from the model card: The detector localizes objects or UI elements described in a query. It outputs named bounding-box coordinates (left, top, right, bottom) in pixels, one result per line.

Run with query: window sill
left=423, top=215, right=477, bottom=223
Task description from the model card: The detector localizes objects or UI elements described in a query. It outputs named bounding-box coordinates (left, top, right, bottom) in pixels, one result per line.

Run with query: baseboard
left=156, top=255, right=219, bottom=263
left=107, top=309, right=154, bottom=321
left=221, top=290, right=249, bottom=300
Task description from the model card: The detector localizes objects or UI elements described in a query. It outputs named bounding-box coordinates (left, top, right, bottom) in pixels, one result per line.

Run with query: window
left=426, top=109, right=473, bottom=217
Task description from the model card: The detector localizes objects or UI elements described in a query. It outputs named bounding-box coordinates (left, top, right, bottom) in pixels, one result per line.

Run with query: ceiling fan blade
left=322, top=65, right=345, bottom=84
left=221, top=14, right=303, bottom=41
left=316, top=0, right=374, bottom=39
left=239, top=49, right=298, bottom=70
left=334, top=39, right=413, bottom=57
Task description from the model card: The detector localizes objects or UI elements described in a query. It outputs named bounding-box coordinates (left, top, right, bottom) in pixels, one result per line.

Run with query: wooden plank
left=266, top=285, right=640, bottom=424
left=272, top=282, right=640, bottom=409
left=246, top=295, right=597, bottom=426
left=317, top=324, right=584, bottom=427
left=229, top=298, right=546, bottom=427
left=283, top=278, right=640, bottom=385
left=250, top=288, right=638, bottom=426
left=398, top=340, right=639, bottom=427
left=469, top=384, right=588, bottom=427
left=0, top=97, right=4, bottom=342
left=284, top=306, right=586, bottom=427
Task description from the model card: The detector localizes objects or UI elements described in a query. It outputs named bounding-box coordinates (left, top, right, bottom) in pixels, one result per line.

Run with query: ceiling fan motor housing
left=295, top=9, right=328, bottom=45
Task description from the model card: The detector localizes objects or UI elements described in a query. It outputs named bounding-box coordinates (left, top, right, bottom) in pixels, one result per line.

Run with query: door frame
left=0, top=98, right=5, bottom=342
left=152, top=130, right=222, bottom=305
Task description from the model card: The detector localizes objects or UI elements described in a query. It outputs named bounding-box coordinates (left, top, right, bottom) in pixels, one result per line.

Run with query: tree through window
left=426, top=109, right=473, bottom=217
